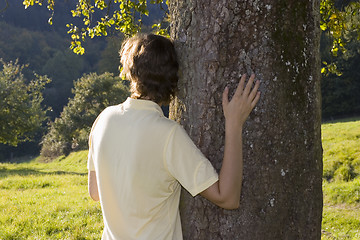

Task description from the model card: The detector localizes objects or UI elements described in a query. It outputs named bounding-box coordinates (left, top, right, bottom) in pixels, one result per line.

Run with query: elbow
left=88, top=171, right=100, bottom=201
left=89, top=184, right=100, bottom=201
left=215, top=197, right=240, bottom=210
left=220, top=200, right=240, bottom=210
left=89, top=191, right=100, bottom=202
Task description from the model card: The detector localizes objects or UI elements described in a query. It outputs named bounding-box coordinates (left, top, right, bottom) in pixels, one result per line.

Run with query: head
left=120, top=34, right=179, bottom=105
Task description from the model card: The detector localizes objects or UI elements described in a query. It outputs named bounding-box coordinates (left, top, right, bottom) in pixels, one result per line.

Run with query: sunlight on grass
left=322, top=205, right=360, bottom=240
left=1, top=119, right=360, bottom=238
left=322, top=120, right=360, bottom=181
left=0, top=151, right=103, bottom=239
left=321, top=118, right=360, bottom=240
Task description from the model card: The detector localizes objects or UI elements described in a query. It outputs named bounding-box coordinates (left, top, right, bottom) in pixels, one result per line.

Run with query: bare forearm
left=200, top=74, right=260, bottom=209
left=88, top=170, right=100, bottom=201
left=218, top=124, right=243, bottom=207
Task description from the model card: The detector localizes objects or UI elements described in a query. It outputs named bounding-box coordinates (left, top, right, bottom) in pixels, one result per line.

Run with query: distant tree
left=0, top=59, right=50, bottom=146
left=41, top=72, right=129, bottom=158
left=97, top=35, right=124, bottom=75
left=41, top=49, right=85, bottom=118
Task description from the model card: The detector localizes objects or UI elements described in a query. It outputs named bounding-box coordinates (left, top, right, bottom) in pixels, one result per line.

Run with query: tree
left=21, top=0, right=359, bottom=58
left=97, top=35, right=124, bottom=75
left=41, top=72, right=129, bottom=158
left=24, top=0, right=323, bottom=238
left=0, top=59, right=50, bottom=146
left=168, top=1, right=322, bottom=239
left=41, top=49, right=86, bottom=118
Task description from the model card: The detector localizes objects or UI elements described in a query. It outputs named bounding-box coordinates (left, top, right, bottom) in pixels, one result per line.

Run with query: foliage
left=40, top=72, right=129, bottom=158
left=0, top=21, right=67, bottom=75
left=22, top=0, right=358, bottom=57
left=0, top=21, right=100, bottom=119
left=22, top=0, right=168, bottom=54
left=97, top=35, right=124, bottom=75
left=0, top=59, right=50, bottom=146
left=320, top=13, right=360, bottom=119
left=41, top=49, right=87, bottom=118
left=320, top=0, right=360, bottom=75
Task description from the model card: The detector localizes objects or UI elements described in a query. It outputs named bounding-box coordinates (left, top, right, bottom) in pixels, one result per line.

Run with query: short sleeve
left=164, top=125, right=218, bottom=197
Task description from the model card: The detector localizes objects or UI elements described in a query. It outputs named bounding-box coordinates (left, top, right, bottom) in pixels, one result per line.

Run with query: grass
left=0, top=151, right=103, bottom=239
left=0, top=119, right=359, bottom=239
left=322, top=119, right=360, bottom=181
left=321, top=118, right=360, bottom=240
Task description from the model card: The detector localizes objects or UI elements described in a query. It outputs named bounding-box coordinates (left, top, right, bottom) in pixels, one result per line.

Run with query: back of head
left=120, top=34, right=179, bottom=104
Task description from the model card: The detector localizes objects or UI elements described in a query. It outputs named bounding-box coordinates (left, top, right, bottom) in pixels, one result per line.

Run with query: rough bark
left=169, top=0, right=323, bottom=239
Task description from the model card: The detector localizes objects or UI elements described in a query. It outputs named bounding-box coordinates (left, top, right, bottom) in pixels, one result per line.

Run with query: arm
left=88, top=170, right=100, bottom=201
left=200, top=74, right=260, bottom=209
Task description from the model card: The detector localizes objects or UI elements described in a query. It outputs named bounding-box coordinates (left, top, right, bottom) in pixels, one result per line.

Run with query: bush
left=41, top=72, right=129, bottom=158
left=0, top=59, right=50, bottom=146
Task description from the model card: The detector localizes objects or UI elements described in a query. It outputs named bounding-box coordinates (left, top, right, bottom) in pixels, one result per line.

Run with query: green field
left=0, top=151, right=103, bottom=239
left=322, top=119, right=360, bottom=239
left=1, top=119, right=360, bottom=239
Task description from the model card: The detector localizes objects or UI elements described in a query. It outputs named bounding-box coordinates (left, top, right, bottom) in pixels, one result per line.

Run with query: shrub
left=41, top=72, right=129, bottom=158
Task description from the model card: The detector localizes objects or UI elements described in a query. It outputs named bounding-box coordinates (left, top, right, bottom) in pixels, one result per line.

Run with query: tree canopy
left=0, top=60, right=50, bottom=146
left=320, top=0, right=360, bottom=75
left=22, top=0, right=168, bottom=54
left=21, top=0, right=360, bottom=57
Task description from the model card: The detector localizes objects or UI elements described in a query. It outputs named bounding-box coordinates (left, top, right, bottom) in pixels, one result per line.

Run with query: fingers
left=251, top=91, right=261, bottom=109
left=243, top=73, right=256, bottom=96
left=234, top=74, right=247, bottom=98
left=248, top=80, right=260, bottom=102
left=226, top=73, right=261, bottom=107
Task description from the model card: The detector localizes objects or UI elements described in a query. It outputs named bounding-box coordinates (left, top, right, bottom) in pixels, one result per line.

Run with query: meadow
left=0, top=119, right=359, bottom=239
left=322, top=118, right=360, bottom=239
left=0, top=151, right=103, bottom=239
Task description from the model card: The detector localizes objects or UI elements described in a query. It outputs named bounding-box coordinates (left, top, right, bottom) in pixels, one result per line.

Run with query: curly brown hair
left=120, top=34, right=179, bottom=104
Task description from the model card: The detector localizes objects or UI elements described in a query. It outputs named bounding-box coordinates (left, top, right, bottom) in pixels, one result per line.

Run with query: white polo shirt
left=88, top=98, right=218, bottom=240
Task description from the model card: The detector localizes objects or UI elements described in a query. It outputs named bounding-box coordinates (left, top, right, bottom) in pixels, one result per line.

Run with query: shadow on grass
left=0, top=166, right=87, bottom=179
left=322, top=116, right=360, bottom=124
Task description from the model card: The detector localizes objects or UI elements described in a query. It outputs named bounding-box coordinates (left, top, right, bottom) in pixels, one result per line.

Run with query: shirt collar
left=122, top=97, right=164, bottom=116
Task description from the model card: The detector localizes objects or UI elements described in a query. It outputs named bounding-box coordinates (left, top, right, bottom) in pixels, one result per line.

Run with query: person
left=87, top=33, right=260, bottom=240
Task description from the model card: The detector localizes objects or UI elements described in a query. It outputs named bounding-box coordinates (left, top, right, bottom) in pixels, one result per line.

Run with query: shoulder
left=90, top=104, right=122, bottom=129
left=157, top=116, right=184, bottom=133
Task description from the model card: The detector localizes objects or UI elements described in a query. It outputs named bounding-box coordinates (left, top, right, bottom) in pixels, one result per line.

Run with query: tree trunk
left=169, top=0, right=323, bottom=239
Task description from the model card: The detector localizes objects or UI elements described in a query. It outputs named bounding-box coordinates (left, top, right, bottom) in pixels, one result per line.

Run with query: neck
left=130, top=95, right=162, bottom=106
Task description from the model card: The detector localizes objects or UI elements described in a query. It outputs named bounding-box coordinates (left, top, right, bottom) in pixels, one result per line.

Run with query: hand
left=222, top=74, right=260, bottom=129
